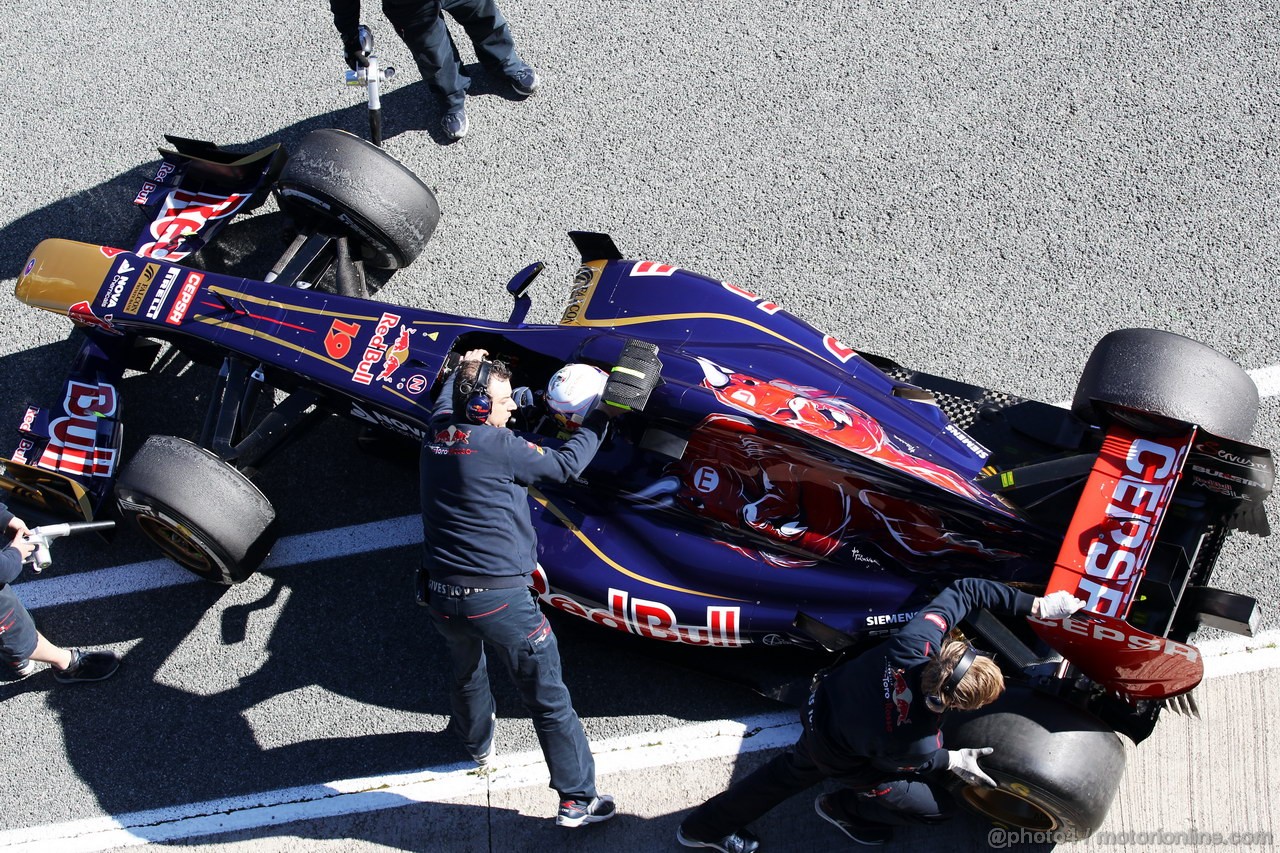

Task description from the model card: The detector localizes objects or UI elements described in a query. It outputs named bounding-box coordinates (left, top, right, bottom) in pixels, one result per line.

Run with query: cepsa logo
left=165, top=272, right=204, bottom=325
left=1028, top=614, right=1200, bottom=663
left=531, top=565, right=744, bottom=647
left=1064, top=433, right=1189, bottom=617
left=38, top=380, right=119, bottom=478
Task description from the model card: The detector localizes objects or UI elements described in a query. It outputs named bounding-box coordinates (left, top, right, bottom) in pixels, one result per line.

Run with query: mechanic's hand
left=512, top=386, right=536, bottom=409
left=342, top=36, right=370, bottom=71
left=461, top=348, right=489, bottom=364
left=1034, top=590, right=1086, bottom=620
left=947, top=747, right=997, bottom=788
left=6, top=515, right=31, bottom=540
left=9, top=535, right=36, bottom=561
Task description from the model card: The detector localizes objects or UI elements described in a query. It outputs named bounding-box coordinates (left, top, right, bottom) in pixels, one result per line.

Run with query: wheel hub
left=962, top=785, right=1058, bottom=832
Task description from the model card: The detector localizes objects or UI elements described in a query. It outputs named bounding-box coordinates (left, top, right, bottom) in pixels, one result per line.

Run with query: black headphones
left=459, top=360, right=492, bottom=424
left=926, top=643, right=979, bottom=712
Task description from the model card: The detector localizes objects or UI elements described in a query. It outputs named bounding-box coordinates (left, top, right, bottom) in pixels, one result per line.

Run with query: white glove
left=1035, top=590, right=1086, bottom=620
left=947, top=747, right=997, bottom=788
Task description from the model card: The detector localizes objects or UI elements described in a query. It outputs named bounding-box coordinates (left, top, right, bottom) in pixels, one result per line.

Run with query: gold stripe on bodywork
left=189, top=314, right=432, bottom=417
left=530, top=487, right=750, bottom=603
left=574, top=310, right=820, bottom=358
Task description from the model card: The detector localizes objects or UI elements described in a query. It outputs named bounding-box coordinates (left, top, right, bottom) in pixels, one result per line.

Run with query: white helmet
left=546, top=363, right=608, bottom=430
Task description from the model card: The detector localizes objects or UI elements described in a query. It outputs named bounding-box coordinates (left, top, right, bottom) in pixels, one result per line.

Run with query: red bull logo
left=68, top=301, right=123, bottom=336
left=376, top=327, right=412, bottom=381
left=353, top=312, right=403, bottom=385
left=38, top=380, right=118, bottom=478
left=892, top=670, right=913, bottom=725
left=882, top=663, right=913, bottom=730
left=531, top=566, right=743, bottom=647
left=433, top=426, right=469, bottom=446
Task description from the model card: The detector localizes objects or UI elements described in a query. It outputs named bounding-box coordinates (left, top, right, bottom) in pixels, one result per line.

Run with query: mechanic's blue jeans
left=428, top=586, right=597, bottom=801
left=386, top=0, right=529, bottom=111
left=384, top=0, right=469, bottom=110
left=442, top=0, right=527, bottom=76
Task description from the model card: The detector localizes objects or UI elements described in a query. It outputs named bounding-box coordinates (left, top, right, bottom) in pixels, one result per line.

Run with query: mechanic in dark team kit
left=419, top=349, right=616, bottom=827
left=1, top=501, right=120, bottom=685
left=677, top=578, right=1085, bottom=851
left=329, top=0, right=540, bottom=140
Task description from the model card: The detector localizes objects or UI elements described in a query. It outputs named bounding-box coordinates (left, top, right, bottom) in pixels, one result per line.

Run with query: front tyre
left=115, top=435, right=277, bottom=584
left=276, top=128, right=440, bottom=270
left=944, top=687, right=1125, bottom=839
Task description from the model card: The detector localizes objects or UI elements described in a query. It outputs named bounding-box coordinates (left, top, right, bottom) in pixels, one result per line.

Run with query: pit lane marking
left=1, top=637, right=1276, bottom=853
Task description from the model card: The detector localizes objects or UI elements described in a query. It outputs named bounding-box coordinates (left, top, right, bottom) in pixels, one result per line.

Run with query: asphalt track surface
left=0, top=1, right=1277, bottom=851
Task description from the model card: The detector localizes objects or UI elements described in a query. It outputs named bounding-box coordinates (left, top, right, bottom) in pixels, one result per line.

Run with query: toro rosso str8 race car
left=5, top=130, right=1274, bottom=837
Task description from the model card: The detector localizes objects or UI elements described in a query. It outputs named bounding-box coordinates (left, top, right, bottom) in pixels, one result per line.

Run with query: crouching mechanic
left=419, top=349, right=616, bottom=827
left=677, top=578, right=1085, bottom=851
left=1, top=502, right=121, bottom=683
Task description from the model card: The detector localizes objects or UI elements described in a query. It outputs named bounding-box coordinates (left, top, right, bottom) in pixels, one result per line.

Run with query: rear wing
left=1031, top=414, right=1273, bottom=699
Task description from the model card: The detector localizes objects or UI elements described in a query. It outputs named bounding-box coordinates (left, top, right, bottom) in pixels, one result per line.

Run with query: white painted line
left=4, top=631, right=1277, bottom=852
left=1200, top=629, right=1280, bottom=678
left=18, top=514, right=424, bottom=610
left=1252, top=364, right=1280, bottom=397
left=0, top=711, right=801, bottom=853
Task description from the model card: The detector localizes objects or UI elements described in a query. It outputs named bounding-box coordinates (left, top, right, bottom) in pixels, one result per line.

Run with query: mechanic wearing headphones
left=419, top=349, right=616, bottom=827
left=678, top=578, right=1085, bottom=852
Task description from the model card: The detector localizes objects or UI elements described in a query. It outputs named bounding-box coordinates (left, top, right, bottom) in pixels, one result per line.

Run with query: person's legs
left=439, top=0, right=524, bottom=74
left=837, top=777, right=957, bottom=826
left=681, top=730, right=828, bottom=840
left=428, top=593, right=497, bottom=759
left=28, top=632, right=74, bottom=670
left=2, top=585, right=119, bottom=681
left=479, top=588, right=596, bottom=801
left=383, top=0, right=469, bottom=112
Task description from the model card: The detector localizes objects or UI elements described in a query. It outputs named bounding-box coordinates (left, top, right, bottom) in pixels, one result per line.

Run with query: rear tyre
left=944, top=687, right=1125, bottom=839
left=115, top=435, right=277, bottom=584
left=276, top=128, right=440, bottom=270
left=1072, top=328, right=1259, bottom=442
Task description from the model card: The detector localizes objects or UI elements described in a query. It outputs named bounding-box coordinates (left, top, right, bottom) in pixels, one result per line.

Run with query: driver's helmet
left=546, top=363, right=608, bottom=431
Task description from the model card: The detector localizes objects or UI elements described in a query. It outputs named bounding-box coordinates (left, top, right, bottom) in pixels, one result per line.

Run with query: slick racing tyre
left=115, top=435, right=277, bottom=584
left=1072, top=328, right=1259, bottom=442
left=944, top=687, right=1125, bottom=839
left=276, top=128, right=440, bottom=269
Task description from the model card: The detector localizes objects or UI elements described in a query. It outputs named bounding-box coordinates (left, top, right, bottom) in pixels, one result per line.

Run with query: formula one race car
left=4, top=130, right=1274, bottom=837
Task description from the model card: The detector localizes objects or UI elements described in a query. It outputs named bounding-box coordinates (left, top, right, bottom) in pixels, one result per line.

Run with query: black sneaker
left=676, top=823, right=761, bottom=853
left=11, top=659, right=37, bottom=678
left=442, top=108, right=469, bottom=140
left=556, top=794, right=616, bottom=827
left=471, top=713, right=496, bottom=767
left=815, top=794, right=893, bottom=846
left=53, top=649, right=120, bottom=684
left=509, top=67, right=540, bottom=97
